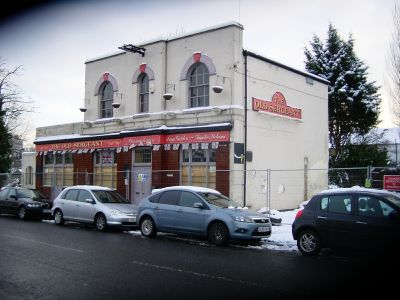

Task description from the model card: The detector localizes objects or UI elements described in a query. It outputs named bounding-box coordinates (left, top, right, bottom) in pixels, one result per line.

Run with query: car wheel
left=18, top=206, right=27, bottom=220
left=95, top=214, right=107, bottom=231
left=54, top=209, right=65, bottom=225
left=297, top=229, right=321, bottom=256
left=208, top=222, right=229, bottom=246
left=140, top=216, right=157, bottom=238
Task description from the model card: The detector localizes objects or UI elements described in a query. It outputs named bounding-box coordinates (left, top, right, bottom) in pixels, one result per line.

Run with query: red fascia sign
left=252, top=92, right=302, bottom=120
left=35, top=131, right=230, bottom=152
left=383, top=175, right=400, bottom=191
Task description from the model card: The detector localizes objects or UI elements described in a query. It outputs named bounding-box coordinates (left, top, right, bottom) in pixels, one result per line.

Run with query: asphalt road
left=0, top=215, right=396, bottom=300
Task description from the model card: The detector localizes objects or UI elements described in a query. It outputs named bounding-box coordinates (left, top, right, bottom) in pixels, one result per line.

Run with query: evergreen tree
left=304, top=24, right=381, bottom=168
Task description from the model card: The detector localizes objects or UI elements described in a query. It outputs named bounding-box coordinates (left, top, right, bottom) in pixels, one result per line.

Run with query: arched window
left=139, top=74, right=149, bottom=113
left=100, top=82, right=113, bottom=118
left=189, top=63, right=209, bottom=108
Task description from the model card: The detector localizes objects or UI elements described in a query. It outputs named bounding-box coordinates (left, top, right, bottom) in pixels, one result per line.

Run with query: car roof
left=318, top=186, right=398, bottom=197
left=152, top=186, right=221, bottom=195
left=65, top=185, right=113, bottom=191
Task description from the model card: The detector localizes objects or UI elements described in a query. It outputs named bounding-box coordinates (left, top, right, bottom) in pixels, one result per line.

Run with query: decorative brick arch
left=180, top=52, right=216, bottom=80
left=94, top=72, right=118, bottom=96
left=132, top=63, right=155, bottom=83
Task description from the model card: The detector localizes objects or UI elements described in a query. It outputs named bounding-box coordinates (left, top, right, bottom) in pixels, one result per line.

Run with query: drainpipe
left=243, top=50, right=248, bottom=207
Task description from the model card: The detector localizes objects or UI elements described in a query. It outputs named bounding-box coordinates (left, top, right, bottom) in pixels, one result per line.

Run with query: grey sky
left=0, top=0, right=396, bottom=145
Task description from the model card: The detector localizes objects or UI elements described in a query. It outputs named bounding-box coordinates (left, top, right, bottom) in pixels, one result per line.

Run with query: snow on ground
left=43, top=208, right=302, bottom=252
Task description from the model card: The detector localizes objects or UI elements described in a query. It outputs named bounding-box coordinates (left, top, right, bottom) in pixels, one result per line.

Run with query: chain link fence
left=2, top=166, right=400, bottom=210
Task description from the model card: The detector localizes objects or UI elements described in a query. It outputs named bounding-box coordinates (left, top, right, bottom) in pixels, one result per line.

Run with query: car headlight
left=27, top=203, right=40, bottom=208
left=110, top=209, right=124, bottom=216
left=231, top=215, right=253, bottom=223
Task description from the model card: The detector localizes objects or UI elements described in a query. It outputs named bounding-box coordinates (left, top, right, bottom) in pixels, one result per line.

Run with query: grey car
left=52, top=185, right=137, bottom=231
left=137, top=186, right=272, bottom=245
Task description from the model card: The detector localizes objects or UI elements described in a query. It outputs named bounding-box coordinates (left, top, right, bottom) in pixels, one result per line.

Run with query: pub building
left=34, top=22, right=329, bottom=210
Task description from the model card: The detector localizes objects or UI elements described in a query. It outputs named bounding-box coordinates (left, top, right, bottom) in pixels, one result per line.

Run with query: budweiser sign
left=252, top=92, right=302, bottom=119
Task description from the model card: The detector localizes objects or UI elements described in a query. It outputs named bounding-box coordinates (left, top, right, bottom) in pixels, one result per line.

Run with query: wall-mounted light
left=163, top=93, right=174, bottom=100
left=212, top=85, right=223, bottom=93
left=79, top=107, right=87, bottom=112
left=112, top=102, right=121, bottom=108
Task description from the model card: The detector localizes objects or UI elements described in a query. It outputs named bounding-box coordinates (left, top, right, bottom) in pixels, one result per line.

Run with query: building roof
left=85, top=21, right=244, bottom=64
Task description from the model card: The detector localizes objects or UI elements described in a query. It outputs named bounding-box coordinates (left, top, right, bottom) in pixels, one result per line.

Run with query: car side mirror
left=193, top=202, right=204, bottom=209
left=10, top=195, right=17, bottom=200
left=85, top=198, right=95, bottom=204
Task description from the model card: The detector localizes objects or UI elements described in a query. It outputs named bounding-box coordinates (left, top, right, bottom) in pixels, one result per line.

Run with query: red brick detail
left=164, top=149, right=180, bottom=187
left=116, top=151, right=132, bottom=197
left=151, top=149, right=163, bottom=189
left=216, top=142, right=230, bottom=197
left=151, top=148, right=180, bottom=188
left=34, top=155, right=52, bottom=199
left=73, top=153, right=94, bottom=185
left=35, top=155, right=43, bottom=192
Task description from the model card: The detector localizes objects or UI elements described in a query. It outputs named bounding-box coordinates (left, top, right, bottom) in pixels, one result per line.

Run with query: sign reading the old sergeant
left=252, top=92, right=302, bottom=120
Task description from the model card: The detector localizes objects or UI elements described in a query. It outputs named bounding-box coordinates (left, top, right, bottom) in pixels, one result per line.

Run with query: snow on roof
left=68, top=185, right=113, bottom=190
left=152, top=186, right=221, bottom=194
left=34, top=122, right=231, bottom=144
left=320, top=186, right=399, bottom=196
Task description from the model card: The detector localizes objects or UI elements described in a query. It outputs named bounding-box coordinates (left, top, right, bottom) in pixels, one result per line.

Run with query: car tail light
left=295, top=210, right=303, bottom=219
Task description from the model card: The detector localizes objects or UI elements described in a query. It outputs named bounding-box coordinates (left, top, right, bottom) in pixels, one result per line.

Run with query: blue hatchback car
left=137, top=186, right=271, bottom=245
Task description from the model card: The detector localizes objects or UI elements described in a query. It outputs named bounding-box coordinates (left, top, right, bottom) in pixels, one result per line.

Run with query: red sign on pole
left=383, top=175, right=400, bottom=191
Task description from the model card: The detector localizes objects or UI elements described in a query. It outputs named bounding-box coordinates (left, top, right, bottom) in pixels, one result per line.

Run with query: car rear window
left=158, top=191, right=180, bottom=205
left=320, top=195, right=352, bottom=214
left=149, top=193, right=161, bottom=203
left=64, top=189, right=79, bottom=201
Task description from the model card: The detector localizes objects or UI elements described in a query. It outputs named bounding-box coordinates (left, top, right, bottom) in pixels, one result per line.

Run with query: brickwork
left=151, top=149, right=163, bottom=188
left=116, top=150, right=132, bottom=197
left=73, top=153, right=94, bottom=185
left=35, top=155, right=43, bottom=193
left=163, top=149, right=180, bottom=187
left=216, top=142, right=230, bottom=196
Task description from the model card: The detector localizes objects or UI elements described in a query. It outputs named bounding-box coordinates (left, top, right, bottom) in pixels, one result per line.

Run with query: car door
left=155, top=190, right=180, bottom=231
left=60, top=189, right=80, bottom=219
left=0, top=188, right=10, bottom=211
left=7, top=188, right=19, bottom=213
left=355, top=194, right=400, bottom=250
left=74, top=189, right=97, bottom=222
left=174, top=191, right=210, bottom=234
left=316, top=194, right=357, bottom=248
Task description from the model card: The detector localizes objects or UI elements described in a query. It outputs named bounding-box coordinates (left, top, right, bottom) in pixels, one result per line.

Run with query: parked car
left=51, top=185, right=137, bottom=231
left=292, top=187, right=400, bottom=255
left=0, top=187, right=52, bottom=220
left=137, top=186, right=272, bottom=245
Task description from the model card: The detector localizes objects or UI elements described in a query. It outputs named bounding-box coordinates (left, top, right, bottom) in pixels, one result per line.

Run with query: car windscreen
left=198, top=192, right=240, bottom=208
left=384, top=194, right=400, bottom=208
left=92, top=190, right=129, bottom=204
left=31, top=189, right=46, bottom=199
left=16, top=189, right=37, bottom=198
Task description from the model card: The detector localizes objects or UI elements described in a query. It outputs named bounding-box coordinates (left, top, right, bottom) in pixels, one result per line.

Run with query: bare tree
left=388, top=2, right=400, bottom=126
left=0, top=58, right=33, bottom=132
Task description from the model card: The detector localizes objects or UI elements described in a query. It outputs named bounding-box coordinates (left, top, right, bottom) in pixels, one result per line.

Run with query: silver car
left=138, top=186, right=272, bottom=245
left=52, top=185, right=137, bottom=231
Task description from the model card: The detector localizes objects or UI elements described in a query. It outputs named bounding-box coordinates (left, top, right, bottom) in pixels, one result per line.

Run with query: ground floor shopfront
left=34, top=124, right=231, bottom=204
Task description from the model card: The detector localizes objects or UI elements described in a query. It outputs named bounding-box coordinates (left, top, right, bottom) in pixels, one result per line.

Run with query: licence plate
left=257, top=226, right=269, bottom=233
left=42, top=209, right=51, bottom=213
left=128, top=218, right=136, bottom=223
